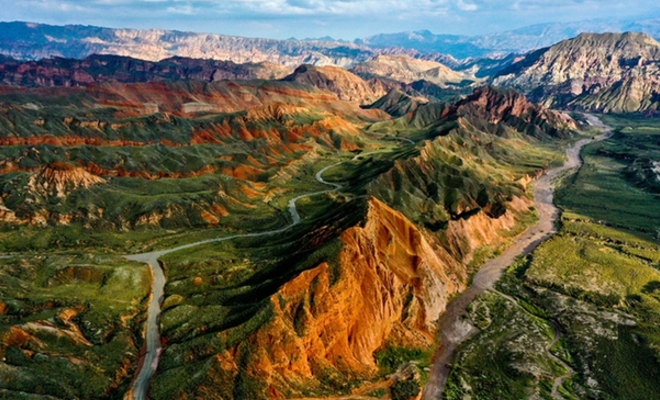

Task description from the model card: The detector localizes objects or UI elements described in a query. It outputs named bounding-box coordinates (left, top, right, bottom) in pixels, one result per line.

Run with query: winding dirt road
left=124, top=149, right=403, bottom=400
left=421, top=115, right=613, bottom=400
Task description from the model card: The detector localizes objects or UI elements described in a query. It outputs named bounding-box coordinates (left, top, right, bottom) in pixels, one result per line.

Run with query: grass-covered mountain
left=363, top=89, right=430, bottom=117
left=0, top=79, right=386, bottom=239
left=494, top=32, right=660, bottom=113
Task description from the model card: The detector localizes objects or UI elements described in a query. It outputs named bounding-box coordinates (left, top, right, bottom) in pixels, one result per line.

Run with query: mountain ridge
left=2, top=18, right=660, bottom=66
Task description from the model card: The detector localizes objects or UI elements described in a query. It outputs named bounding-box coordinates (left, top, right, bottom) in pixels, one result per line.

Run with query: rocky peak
left=493, top=32, right=660, bottom=112
left=454, top=86, right=576, bottom=139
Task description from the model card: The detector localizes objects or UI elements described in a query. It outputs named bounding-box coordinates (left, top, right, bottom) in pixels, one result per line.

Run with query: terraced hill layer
left=0, top=80, right=384, bottom=235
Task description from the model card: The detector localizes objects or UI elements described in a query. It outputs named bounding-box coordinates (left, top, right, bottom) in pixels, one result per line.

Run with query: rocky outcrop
left=494, top=32, right=660, bottom=113
left=211, top=198, right=467, bottom=396
left=28, top=162, right=106, bottom=198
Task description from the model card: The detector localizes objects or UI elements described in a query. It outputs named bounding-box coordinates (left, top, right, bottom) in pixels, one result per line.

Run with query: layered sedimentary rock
left=494, top=32, right=660, bottom=112
left=0, top=54, right=292, bottom=88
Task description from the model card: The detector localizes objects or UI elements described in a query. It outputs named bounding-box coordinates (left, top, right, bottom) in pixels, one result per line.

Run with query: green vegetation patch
left=445, top=115, right=660, bottom=400
left=0, top=254, right=150, bottom=399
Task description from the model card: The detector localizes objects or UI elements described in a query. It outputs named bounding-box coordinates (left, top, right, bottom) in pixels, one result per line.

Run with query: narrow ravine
left=124, top=148, right=401, bottom=400
left=421, top=115, right=613, bottom=400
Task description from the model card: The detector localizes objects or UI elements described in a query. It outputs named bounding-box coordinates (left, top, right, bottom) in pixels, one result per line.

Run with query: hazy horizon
left=1, top=0, right=659, bottom=41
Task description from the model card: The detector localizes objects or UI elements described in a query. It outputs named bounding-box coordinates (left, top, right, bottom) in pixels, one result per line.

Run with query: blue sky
left=0, top=0, right=659, bottom=39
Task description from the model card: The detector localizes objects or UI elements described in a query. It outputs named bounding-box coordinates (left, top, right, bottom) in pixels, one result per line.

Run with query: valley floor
left=422, top=115, right=612, bottom=400
left=440, top=114, right=660, bottom=399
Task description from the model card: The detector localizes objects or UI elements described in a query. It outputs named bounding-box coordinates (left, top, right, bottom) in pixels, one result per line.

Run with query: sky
left=0, top=0, right=659, bottom=40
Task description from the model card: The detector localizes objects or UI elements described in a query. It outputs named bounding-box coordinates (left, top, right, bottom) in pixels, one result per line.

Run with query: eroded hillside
left=0, top=63, right=578, bottom=399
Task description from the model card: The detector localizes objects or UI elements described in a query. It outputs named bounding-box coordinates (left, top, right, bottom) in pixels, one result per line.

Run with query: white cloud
left=1, top=0, right=659, bottom=39
left=457, top=0, right=478, bottom=11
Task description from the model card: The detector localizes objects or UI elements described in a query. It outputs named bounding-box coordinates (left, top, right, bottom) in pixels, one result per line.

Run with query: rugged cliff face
left=0, top=21, right=377, bottom=67
left=494, top=32, right=660, bottom=112
left=249, top=198, right=465, bottom=372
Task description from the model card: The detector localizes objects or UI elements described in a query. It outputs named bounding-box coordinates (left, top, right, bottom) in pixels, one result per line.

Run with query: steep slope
left=351, top=55, right=473, bottom=87
left=494, top=32, right=660, bottom=112
left=281, top=64, right=387, bottom=104
left=0, top=54, right=292, bottom=87
left=28, top=162, right=106, bottom=198
left=154, top=198, right=469, bottom=399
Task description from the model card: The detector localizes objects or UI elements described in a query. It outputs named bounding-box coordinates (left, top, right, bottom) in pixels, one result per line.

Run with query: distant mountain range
left=0, top=54, right=292, bottom=87
left=1, top=18, right=660, bottom=66
left=3, top=30, right=660, bottom=114
left=359, top=18, right=660, bottom=58
left=0, top=21, right=376, bottom=68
